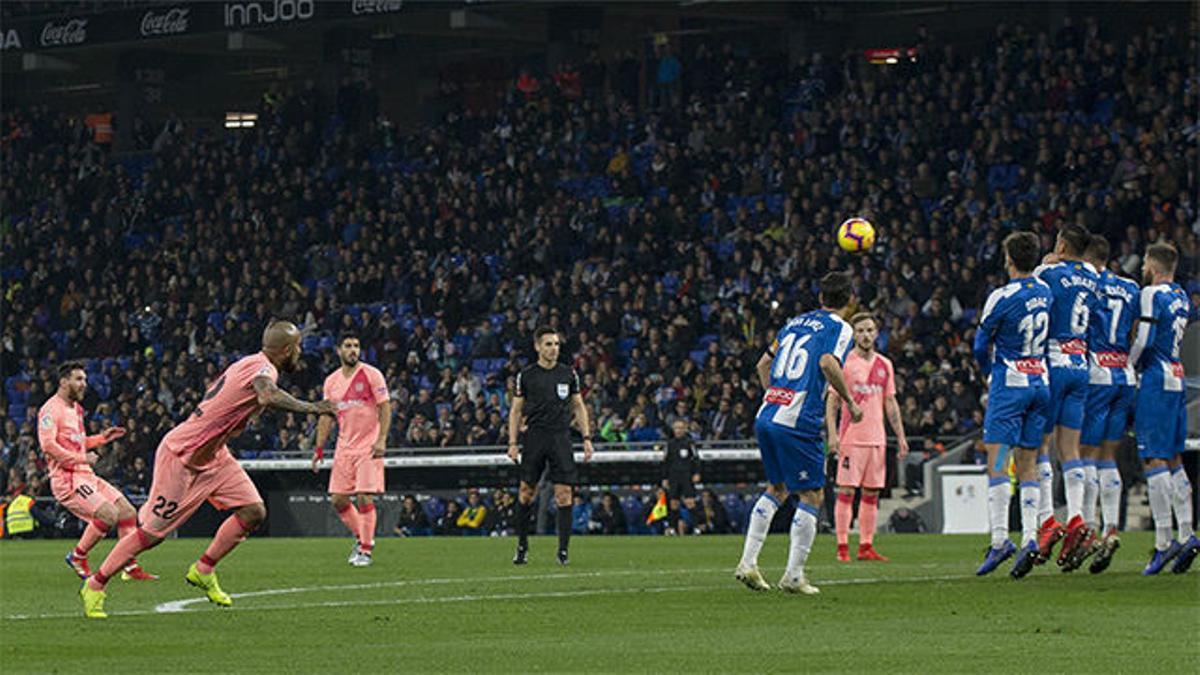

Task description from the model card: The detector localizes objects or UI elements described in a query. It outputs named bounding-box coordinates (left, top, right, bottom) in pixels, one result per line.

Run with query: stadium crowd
left=1, top=17, right=1197, bottom=521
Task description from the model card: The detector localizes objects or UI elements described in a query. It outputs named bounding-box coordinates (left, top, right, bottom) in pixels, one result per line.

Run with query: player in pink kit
left=80, top=321, right=335, bottom=618
left=825, top=313, right=910, bottom=562
left=312, top=333, right=391, bottom=567
left=39, top=362, right=157, bottom=582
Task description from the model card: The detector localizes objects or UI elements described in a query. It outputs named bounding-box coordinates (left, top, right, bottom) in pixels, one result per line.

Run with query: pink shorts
left=328, top=451, right=384, bottom=495
left=139, top=443, right=263, bottom=538
left=836, top=444, right=886, bottom=489
left=51, top=472, right=126, bottom=521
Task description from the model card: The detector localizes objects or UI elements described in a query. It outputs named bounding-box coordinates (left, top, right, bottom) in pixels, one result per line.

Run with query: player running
left=39, top=362, right=157, bottom=582
left=735, top=272, right=860, bottom=595
left=1075, top=235, right=1138, bottom=574
left=825, top=312, right=909, bottom=563
left=1129, top=243, right=1195, bottom=575
left=972, top=232, right=1053, bottom=578
left=1032, top=224, right=1100, bottom=569
left=79, top=321, right=335, bottom=618
left=312, top=332, right=391, bottom=567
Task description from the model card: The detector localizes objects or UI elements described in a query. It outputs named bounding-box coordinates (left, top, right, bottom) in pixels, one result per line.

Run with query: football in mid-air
left=836, top=217, right=876, bottom=252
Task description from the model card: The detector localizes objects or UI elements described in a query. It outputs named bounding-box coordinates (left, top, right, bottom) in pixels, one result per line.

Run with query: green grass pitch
left=2, top=532, right=1197, bottom=673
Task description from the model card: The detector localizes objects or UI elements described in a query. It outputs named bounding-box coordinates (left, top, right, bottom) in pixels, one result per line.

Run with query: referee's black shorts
left=520, top=429, right=577, bottom=486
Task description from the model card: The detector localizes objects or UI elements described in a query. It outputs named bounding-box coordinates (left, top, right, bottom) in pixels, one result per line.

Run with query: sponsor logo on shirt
left=1094, top=352, right=1128, bottom=368
left=1014, top=358, right=1046, bottom=375
left=764, top=387, right=795, bottom=406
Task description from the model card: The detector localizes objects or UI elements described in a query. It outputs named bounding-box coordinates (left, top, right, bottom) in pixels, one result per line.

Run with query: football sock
left=1097, top=461, right=1122, bottom=532
left=88, top=529, right=151, bottom=591
left=515, top=499, right=530, bottom=549
left=1147, top=468, right=1173, bottom=551
left=784, top=502, right=818, bottom=580
left=556, top=505, right=572, bottom=553
left=1037, top=456, right=1054, bottom=524
left=1019, top=480, right=1040, bottom=547
left=1081, top=460, right=1098, bottom=527
left=988, top=477, right=1009, bottom=549
left=739, top=492, right=779, bottom=568
left=859, top=493, right=879, bottom=547
left=336, top=501, right=361, bottom=542
left=1170, top=467, right=1193, bottom=542
left=196, top=513, right=254, bottom=575
left=834, top=491, right=853, bottom=547
left=1062, top=459, right=1085, bottom=522
left=74, top=519, right=110, bottom=559
left=357, top=502, right=377, bottom=552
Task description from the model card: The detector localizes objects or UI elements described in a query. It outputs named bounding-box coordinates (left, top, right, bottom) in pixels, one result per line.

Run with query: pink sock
left=835, top=492, right=854, bottom=547
left=88, top=529, right=152, bottom=590
left=196, top=514, right=254, bottom=574
left=74, top=520, right=110, bottom=558
left=859, top=493, right=879, bottom=546
left=357, top=502, right=376, bottom=551
left=336, top=502, right=361, bottom=542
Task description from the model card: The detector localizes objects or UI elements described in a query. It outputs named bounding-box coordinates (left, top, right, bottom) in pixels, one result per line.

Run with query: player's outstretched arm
left=820, top=354, right=862, bottom=423
left=253, top=376, right=335, bottom=416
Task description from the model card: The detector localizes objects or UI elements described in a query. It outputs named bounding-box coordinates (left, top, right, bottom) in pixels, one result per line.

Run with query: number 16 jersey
left=756, top=309, right=854, bottom=439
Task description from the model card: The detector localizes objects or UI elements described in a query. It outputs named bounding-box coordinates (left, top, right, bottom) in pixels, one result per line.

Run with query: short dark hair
left=337, top=332, right=360, bottom=346
left=1085, top=234, right=1110, bottom=265
left=1145, top=242, right=1178, bottom=273
left=534, top=325, right=559, bottom=342
left=1003, top=231, right=1040, bottom=273
left=1057, top=224, right=1090, bottom=257
left=819, top=272, right=852, bottom=310
left=850, top=312, right=877, bottom=328
left=57, top=361, right=85, bottom=380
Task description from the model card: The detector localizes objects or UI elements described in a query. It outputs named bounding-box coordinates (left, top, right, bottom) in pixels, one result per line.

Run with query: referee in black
left=507, top=326, right=593, bottom=565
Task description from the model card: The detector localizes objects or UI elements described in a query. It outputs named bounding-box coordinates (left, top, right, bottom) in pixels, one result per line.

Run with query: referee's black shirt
left=515, top=363, right=580, bottom=432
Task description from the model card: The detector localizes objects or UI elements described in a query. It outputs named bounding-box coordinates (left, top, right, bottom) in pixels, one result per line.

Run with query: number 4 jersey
left=756, top=309, right=854, bottom=438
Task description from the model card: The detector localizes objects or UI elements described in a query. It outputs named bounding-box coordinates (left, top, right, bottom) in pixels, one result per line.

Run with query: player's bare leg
left=554, top=484, right=573, bottom=565
left=736, top=483, right=787, bottom=591
left=856, top=488, right=887, bottom=561
left=779, top=488, right=821, bottom=594
left=513, top=481, right=536, bottom=565
left=352, top=493, right=378, bottom=567
left=331, top=492, right=363, bottom=563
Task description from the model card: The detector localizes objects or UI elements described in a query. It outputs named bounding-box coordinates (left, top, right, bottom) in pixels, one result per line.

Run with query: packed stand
left=2, top=18, right=1198, bottom=517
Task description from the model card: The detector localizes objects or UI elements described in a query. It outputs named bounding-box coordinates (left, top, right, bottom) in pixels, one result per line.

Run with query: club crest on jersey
left=557, top=383, right=569, bottom=399
left=40, top=415, right=53, bottom=430
left=355, top=382, right=364, bottom=392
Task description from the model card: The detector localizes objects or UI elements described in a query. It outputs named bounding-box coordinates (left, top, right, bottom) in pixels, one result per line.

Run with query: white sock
left=1148, top=469, right=1174, bottom=551
left=1037, top=457, right=1054, bottom=525
left=784, top=503, right=818, bottom=580
left=1171, top=467, right=1194, bottom=542
left=1082, top=461, right=1098, bottom=527
left=1097, top=461, right=1122, bottom=532
left=739, top=493, right=779, bottom=568
left=1020, top=481, right=1040, bottom=547
left=988, top=477, right=1010, bottom=549
left=1062, top=459, right=1085, bottom=522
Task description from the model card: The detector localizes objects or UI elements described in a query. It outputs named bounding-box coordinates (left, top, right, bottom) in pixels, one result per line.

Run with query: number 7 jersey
left=756, top=309, right=854, bottom=437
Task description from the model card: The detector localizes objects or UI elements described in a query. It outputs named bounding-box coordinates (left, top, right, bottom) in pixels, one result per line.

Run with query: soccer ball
left=836, top=217, right=876, bottom=253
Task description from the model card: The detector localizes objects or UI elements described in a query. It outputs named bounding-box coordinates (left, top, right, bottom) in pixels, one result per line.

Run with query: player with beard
left=39, top=361, right=157, bottom=582
left=80, top=321, right=336, bottom=618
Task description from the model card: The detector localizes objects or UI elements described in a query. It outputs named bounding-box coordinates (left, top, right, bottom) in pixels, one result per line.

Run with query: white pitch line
left=3, top=570, right=979, bottom=621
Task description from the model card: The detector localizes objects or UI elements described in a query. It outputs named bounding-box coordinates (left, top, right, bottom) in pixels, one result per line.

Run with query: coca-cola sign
left=140, top=8, right=190, bottom=37
left=39, top=18, right=88, bottom=47
left=351, top=0, right=403, bottom=15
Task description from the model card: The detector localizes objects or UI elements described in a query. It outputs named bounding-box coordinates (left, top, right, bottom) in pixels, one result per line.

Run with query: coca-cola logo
left=351, top=0, right=403, bottom=15
left=140, top=8, right=190, bottom=37
left=40, top=18, right=88, bottom=47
